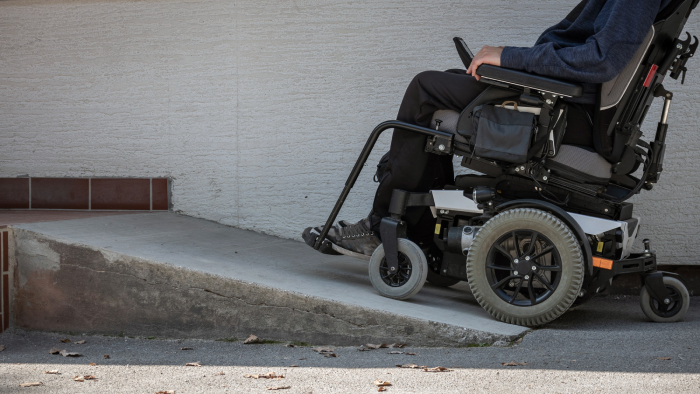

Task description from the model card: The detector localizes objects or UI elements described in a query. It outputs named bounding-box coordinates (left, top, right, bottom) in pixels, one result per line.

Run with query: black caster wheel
left=467, top=208, right=584, bottom=326
left=425, top=247, right=461, bottom=287
left=640, top=276, right=689, bottom=322
left=369, top=239, right=428, bottom=300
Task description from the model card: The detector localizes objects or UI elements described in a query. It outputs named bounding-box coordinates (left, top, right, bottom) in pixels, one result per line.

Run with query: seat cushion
left=546, top=145, right=612, bottom=184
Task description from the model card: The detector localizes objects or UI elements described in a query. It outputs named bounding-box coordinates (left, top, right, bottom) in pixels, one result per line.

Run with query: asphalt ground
left=1, top=295, right=699, bottom=394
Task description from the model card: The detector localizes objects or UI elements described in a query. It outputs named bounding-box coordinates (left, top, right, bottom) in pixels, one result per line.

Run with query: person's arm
left=499, top=0, right=662, bottom=83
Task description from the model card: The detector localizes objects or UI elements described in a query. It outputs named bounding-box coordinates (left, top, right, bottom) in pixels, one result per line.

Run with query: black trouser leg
left=371, top=70, right=488, bottom=243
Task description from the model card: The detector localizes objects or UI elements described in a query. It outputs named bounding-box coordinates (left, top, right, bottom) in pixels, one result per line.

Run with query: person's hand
left=467, top=45, right=504, bottom=81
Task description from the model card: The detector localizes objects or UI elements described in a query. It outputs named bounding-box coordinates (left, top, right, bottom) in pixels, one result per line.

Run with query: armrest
left=476, top=65, right=584, bottom=98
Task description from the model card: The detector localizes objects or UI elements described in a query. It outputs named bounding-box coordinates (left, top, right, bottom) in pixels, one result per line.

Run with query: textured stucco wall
left=1, top=0, right=700, bottom=265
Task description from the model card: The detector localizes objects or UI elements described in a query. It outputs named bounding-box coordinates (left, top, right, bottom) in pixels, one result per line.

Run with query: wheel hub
left=515, top=260, right=533, bottom=275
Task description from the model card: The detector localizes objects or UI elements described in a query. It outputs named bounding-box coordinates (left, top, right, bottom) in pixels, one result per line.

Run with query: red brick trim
left=0, top=178, right=170, bottom=211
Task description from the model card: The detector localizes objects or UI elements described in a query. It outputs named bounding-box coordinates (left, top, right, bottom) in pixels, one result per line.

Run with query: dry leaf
left=215, top=372, right=225, bottom=376
left=289, top=365, right=299, bottom=368
left=73, top=375, right=96, bottom=382
left=244, top=372, right=284, bottom=379
left=374, top=380, right=392, bottom=387
left=390, top=343, right=407, bottom=348
left=89, top=363, right=97, bottom=366
left=19, top=382, right=43, bottom=387
left=60, top=339, right=71, bottom=343
left=75, top=340, right=86, bottom=344
left=501, top=361, right=527, bottom=366
left=243, top=334, right=262, bottom=344
left=180, top=347, right=193, bottom=351
left=44, top=370, right=60, bottom=374
left=378, top=388, right=387, bottom=392
left=313, top=347, right=335, bottom=353
left=396, top=363, right=425, bottom=369
left=49, top=348, right=63, bottom=354
left=406, top=352, right=417, bottom=356
left=657, top=357, right=671, bottom=360
left=266, top=386, right=291, bottom=391
left=514, top=338, right=523, bottom=345
left=155, top=391, right=175, bottom=394
left=388, top=351, right=404, bottom=355
left=324, top=353, right=338, bottom=358
left=0, top=345, right=5, bottom=352
left=60, top=350, right=82, bottom=357
left=423, top=366, right=453, bottom=372
left=185, top=362, right=201, bottom=367
left=104, top=355, right=110, bottom=359
left=285, top=344, right=295, bottom=348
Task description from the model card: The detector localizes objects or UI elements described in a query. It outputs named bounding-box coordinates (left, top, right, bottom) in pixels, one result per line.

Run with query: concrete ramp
left=10, top=212, right=527, bottom=346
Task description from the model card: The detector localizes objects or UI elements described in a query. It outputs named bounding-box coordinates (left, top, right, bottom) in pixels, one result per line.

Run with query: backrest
left=593, top=0, right=699, bottom=164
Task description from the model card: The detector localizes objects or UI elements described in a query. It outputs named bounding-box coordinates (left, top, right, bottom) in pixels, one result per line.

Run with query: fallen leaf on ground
left=501, top=362, right=527, bottom=367
left=73, top=375, right=96, bottom=382
left=244, top=372, right=284, bottom=379
left=289, top=365, right=298, bottom=368
left=60, top=350, right=82, bottom=357
left=313, top=347, right=334, bottom=353
left=423, top=366, right=453, bottom=372
left=243, top=334, right=262, bottom=344
left=266, top=386, right=291, bottom=391
left=155, top=391, right=175, bottom=394
left=75, top=340, right=86, bottom=344
left=298, top=358, right=307, bottom=360
left=19, top=382, right=43, bottom=387
left=49, top=348, right=63, bottom=354
left=104, top=355, right=110, bottom=359
left=324, top=353, right=338, bottom=358
left=44, top=370, right=59, bottom=374
left=0, top=345, right=5, bottom=352
left=89, top=363, right=97, bottom=366
left=180, top=347, right=193, bottom=350
left=60, top=339, right=71, bottom=343
left=374, top=380, right=391, bottom=387
left=185, top=362, right=201, bottom=367
left=388, top=351, right=404, bottom=354
left=396, top=363, right=426, bottom=369
left=285, top=344, right=295, bottom=348
left=391, top=343, right=407, bottom=348
left=378, top=388, right=387, bottom=392
left=514, top=338, right=523, bottom=345
left=406, top=352, right=417, bottom=356
left=657, top=357, right=671, bottom=360
left=215, top=372, right=225, bottom=376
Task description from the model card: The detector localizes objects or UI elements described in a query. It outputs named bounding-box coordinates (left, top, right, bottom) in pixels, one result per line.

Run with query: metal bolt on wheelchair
left=310, top=0, right=697, bottom=325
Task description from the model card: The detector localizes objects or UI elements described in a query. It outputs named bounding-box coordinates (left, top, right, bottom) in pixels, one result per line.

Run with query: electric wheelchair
left=311, top=0, right=698, bottom=325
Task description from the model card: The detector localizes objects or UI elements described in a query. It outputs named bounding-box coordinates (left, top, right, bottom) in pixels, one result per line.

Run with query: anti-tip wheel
left=640, top=276, right=689, bottom=323
left=369, top=239, right=428, bottom=300
left=467, top=208, right=584, bottom=326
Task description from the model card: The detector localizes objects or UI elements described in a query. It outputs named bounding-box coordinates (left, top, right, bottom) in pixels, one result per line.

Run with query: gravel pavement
left=1, top=295, right=699, bottom=393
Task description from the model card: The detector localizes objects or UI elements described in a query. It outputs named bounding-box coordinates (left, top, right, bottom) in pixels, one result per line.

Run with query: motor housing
left=446, top=225, right=482, bottom=255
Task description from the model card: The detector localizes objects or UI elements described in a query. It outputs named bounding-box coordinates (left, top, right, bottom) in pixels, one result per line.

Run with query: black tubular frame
left=313, top=121, right=453, bottom=250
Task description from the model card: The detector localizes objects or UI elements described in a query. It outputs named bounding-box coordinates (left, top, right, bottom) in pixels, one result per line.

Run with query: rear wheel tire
left=369, top=239, right=428, bottom=300
left=467, top=208, right=584, bottom=326
left=640, top=277, right=689, bottom=322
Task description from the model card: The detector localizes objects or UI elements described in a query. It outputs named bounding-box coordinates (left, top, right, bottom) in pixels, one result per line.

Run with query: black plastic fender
left=495, top=199, right=594, bottom=276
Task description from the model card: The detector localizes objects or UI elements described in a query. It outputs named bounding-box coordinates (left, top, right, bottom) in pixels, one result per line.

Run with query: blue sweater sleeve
left=501, top=0, right=662, bottom=84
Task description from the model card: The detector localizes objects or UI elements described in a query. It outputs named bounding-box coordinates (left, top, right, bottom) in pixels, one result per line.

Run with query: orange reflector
left=592, top=257, right=614, bottom=270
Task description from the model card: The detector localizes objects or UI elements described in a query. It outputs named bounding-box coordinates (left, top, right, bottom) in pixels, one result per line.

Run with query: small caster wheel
left=640, top=276, right=689, bottom=322
left=369, top=239, right=428, bottom=300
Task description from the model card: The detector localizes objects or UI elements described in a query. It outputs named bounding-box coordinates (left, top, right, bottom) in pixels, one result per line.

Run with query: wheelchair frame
left=312, top=0, right=698, bottom=324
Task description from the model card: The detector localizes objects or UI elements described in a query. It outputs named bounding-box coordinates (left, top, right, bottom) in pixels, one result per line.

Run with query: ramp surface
left=12, top=212, right=527, bottom=345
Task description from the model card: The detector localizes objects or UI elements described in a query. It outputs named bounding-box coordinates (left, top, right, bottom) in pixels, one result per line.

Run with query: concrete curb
left=11, top=228, right=524, bottom=346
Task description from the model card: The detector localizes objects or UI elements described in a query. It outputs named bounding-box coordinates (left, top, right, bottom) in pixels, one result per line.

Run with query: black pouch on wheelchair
left=471, top=101, right=538, bottom=164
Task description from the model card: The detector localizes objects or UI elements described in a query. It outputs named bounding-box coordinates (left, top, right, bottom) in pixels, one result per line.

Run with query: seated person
left=304, top=0, right=673, bottom=256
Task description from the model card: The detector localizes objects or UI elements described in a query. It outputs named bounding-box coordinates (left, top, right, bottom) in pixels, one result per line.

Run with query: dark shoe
left=303, top=217, right=381, bottom=258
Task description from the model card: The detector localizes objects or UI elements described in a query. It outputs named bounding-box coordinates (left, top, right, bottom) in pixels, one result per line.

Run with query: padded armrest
left=476, top=65, right=584, bottom=98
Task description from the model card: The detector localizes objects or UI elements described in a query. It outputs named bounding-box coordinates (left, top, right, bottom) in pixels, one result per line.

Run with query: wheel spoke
left=512, top=231, right=521, bottom=256
left=528, top=279, right=537, bottom=306
left=531, top=246, right=554, bottom=261
left=486, top=265, right=512, bottom=271
left=537, top=264, right=562, bottom=272
left=509, top=280, right=524, bottom=304
left=534, top=272, right=554, bottom=291
left=494, top=244, right=514, bottom=263
left=491, top=275, right=518, bottom=290
left=524, top=232, right=539, bottom=256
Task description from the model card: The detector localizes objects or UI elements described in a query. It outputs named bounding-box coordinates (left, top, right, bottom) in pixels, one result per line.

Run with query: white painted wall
left=1, top=0, right=699, bottom=265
